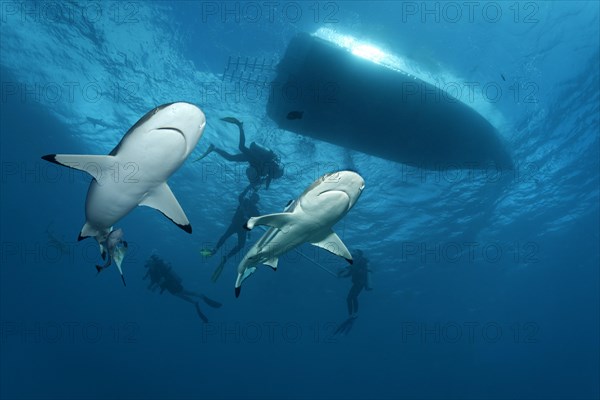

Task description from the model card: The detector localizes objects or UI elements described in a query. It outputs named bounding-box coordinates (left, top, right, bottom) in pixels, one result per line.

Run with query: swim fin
left=195, top=303, right=209, bottom=323
left=333, top=316, right=357, bottom=336
left=193, top=144, right=215, bottom=163
left=201, top=295, right=222, bottom=308
left=211, top=257, right=226, bottom=283
left=220, top=116, right=242, bottom=125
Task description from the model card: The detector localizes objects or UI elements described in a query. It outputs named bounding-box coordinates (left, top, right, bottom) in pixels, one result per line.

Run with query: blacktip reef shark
left=42, top=102, right=206, bottom=279
left=234, top=170, right=365, bottom=297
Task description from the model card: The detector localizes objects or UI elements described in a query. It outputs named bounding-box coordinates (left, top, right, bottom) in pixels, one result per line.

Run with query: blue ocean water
left=1, top=1, right=599, bottom=399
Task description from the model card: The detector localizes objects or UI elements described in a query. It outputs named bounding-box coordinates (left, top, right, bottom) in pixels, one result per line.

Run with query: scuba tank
left=249, top=142, right=274, bottom=160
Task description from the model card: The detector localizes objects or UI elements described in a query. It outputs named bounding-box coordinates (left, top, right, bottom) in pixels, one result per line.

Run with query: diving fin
left=193, top=144, right=215, bottom=163
left=211, top=257, right=226, bottom=283
left=201, top=295, right=222, bottom=308
left=195, top=303, right=209, bottom=323
left=334, top=316, right=357, bottom=336
left=220, top=117, right=242, bottom=125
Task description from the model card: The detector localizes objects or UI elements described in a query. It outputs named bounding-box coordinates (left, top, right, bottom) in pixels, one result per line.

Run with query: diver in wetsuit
left=334, top=249, right=373, bottom=335
left=194, top=117, right=284, bottom=190
left=143, top=254, right=222, bottom=323
left=144, top=254, right=167, bottom=291
left=206, top=185, right=260, bottom=282
left=339, top=249, right=372, bottom=317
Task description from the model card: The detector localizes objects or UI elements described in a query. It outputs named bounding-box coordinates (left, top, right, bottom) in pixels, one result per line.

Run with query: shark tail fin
left=114, top=248, right=127, bottom=286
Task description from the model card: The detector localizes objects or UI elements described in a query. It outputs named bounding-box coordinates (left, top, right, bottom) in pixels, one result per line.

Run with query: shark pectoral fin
left=140, top=182, right=192, bottom=233
left=310, top=229, right=352, bottom=261
left=234, top=266, right=257, bottom=297
left=264, top=257, right=279, bottom=270
left=42, top=154, right=117, bottom=182
left=246, top=213, right=293, bottom=232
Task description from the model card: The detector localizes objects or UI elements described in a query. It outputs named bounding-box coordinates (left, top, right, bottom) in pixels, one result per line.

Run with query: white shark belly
left=116, top=129, right=187, bottom=181
left=84, top=180, right=144, bottom=230
left=299, top=191, right=351, bottom=225
left=84, top=131, right=188, bottom=229
left=249, top=221, right=320, bottom=267
left=256, top=231, right=305, bottom=263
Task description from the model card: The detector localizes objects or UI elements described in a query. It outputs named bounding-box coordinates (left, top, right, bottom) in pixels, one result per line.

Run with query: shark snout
left=346, top=187, right=363, bottom=210
left=161, top=102, right=206, bottom=156
left=337, top=171, right=365, bottom=209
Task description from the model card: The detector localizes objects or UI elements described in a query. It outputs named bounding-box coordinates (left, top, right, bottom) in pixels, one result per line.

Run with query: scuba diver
left=95, top=228, right=128, bottom=286
left=334, top=249, right=373, bottom=336
left=203, top=184, right=260, bottom=282
left=194, top=117, right=284, bottom=190
left=143, top=254, right=222, bottom=323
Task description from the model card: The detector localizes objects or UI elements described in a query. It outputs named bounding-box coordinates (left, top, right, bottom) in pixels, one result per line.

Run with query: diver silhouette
left=144, top=254, right=222, bottom=322
left=194, top=117, right=284, bottom=190
left=334, top=249, right=373, bottom=336
left=204, top=185, right=260, bottom=282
